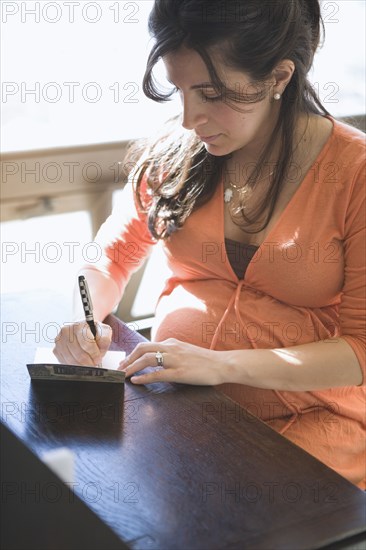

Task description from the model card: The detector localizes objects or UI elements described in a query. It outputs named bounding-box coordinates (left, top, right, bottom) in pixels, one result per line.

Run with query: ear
left=272, top=59, right=296, bottom=95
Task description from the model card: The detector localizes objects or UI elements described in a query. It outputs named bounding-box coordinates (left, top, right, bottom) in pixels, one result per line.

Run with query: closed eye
left=201, top=93, right=223, bottom=102
left=170, top=82, right=222, bottom=101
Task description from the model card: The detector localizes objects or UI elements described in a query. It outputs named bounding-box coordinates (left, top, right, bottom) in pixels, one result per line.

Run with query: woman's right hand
left=53, top=321, right=112, bottom=366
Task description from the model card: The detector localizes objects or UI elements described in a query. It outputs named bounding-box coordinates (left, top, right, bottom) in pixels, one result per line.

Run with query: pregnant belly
left=151, top=279, right=339, bottom=350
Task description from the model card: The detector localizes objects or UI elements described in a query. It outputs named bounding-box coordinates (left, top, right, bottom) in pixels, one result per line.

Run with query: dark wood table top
left=1, top=290, right=365, bottom=550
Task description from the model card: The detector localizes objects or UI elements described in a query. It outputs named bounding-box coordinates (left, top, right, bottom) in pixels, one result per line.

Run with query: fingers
left=78, top=322, right=112, bottom=363
left=119, top=338, right=222, bottom=387
left=97, top=324, right=113, bottom=354
left=54, top=334, right=85, bottom=366
left=120, top=338, right=179, bottom=369
left=119, top=342, right=170, bottom=383
left=120, top=345, right=165, bottom=373
left=53, top=322, right=112, bottom=366
left=130, top=369, right=170, bottom=385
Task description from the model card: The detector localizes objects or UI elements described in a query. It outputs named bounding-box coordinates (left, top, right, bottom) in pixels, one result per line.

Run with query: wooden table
left=1, top=291, right=365, bottom=549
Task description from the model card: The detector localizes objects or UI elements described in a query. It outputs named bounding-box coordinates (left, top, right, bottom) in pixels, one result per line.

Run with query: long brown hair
left=126, top=0, right=330, bottom=240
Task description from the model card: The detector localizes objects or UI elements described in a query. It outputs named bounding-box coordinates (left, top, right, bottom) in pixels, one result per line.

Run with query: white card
left=34, top=347, right=126, bottom=370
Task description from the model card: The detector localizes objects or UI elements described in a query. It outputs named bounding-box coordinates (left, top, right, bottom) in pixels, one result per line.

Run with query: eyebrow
left=192, top=83, right=215, bottom=90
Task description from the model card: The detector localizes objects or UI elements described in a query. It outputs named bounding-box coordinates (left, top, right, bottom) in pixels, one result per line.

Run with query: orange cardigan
left=87, top=118, right=366, bottom=488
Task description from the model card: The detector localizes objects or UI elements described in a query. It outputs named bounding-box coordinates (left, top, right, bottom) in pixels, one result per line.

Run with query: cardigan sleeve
left=339, top=159, right=366, bottom=384
left=81, top=173, right=156, bottom=304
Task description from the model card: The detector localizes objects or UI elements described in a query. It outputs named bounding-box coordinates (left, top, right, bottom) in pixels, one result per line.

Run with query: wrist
left=218, top=350, right=248, bottom=384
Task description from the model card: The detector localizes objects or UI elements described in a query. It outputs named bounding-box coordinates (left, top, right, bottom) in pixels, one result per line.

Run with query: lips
left=197, top=134, right=221, bottom=143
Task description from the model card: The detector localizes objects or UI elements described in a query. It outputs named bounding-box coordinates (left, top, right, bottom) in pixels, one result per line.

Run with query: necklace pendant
left=224, top=188, right=233, bottom=203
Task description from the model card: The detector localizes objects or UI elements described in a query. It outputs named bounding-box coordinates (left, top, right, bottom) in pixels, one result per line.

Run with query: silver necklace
left=224, top=115, right=311, bottom=204
left=224, top=169, right=275, bottom=203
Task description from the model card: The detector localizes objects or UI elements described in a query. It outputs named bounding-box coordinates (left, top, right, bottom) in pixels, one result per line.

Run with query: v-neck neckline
left=219, top=115, right=336, bottom=282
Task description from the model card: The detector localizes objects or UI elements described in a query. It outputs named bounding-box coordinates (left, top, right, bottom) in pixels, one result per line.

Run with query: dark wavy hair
left=126, top=0, right=329, bottom=240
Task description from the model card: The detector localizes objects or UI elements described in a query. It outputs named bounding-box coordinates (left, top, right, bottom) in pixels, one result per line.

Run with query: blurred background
left=1, top=0, right=365, bottom=322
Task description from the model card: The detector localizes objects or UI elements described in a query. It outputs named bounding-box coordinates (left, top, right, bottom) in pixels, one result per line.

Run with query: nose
left=181, top=95, right=209, bottom=131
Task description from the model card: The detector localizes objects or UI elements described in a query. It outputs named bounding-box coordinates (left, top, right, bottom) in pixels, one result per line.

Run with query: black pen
left=78, top=275, right=97, bottom=339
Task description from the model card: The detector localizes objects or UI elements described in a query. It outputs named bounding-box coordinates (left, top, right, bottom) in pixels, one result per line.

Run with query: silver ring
left=155, top=351, right=164, bottom=367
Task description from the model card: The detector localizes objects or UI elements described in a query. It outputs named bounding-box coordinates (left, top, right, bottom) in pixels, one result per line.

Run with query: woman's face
left=163, top=47, right=281, bottom=160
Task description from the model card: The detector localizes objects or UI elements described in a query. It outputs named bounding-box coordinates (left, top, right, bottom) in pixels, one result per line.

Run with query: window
left=311, top=1, right=365, bottom=117
left=1, top=1, right=365, bottom=153
left=1, top=0, right=179, bottom=152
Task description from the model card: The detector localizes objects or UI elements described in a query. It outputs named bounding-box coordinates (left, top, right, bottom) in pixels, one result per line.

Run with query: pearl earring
left=274, top=92, right=281, bottom=100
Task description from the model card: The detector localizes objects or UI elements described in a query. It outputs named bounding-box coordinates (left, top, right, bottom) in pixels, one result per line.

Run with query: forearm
left=72, top=267, right=121, bottom=322
left=224, top=338, right=363, bottom=391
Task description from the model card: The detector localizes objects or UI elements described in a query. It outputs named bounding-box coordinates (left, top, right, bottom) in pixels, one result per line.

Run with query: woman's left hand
left=118, top=338, right=226, bottom=386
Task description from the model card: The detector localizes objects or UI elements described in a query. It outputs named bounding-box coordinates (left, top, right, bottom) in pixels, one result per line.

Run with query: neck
left=229, top=112, right=311, bottom=170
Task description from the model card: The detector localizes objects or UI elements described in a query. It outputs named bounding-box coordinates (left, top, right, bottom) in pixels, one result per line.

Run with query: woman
left=54, top=0, right=365, bottom=488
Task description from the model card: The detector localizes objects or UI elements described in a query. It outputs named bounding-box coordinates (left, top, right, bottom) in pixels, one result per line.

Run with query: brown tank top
left=225, top=238, right=259, bottom=280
